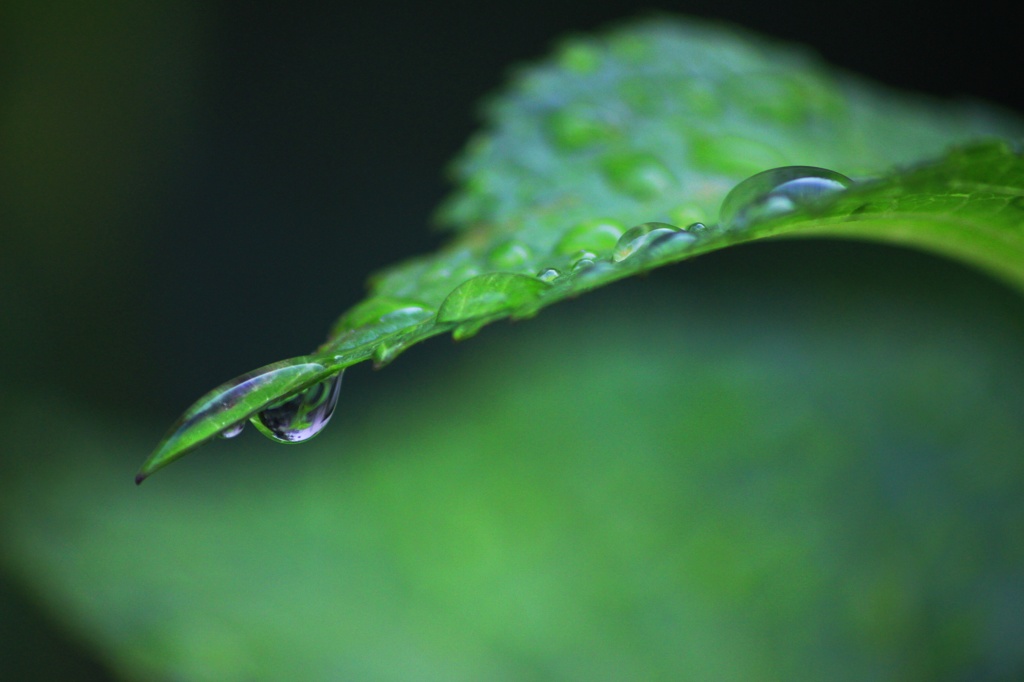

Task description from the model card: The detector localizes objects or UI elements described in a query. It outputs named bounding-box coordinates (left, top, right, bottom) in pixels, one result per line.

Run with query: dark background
left=1, top=0, right=1020, bottom=418
left=1, top=1, right=1020, bottom=678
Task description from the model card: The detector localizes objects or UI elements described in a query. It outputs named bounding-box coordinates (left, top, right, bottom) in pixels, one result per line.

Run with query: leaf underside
left=137, top=16, right=1024, bottom=481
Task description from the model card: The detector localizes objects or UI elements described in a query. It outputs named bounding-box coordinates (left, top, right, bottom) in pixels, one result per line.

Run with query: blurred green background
left=2, top=1, right=1023, bottom=680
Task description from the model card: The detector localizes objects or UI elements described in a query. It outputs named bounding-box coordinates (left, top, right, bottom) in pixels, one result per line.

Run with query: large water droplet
left=602, top=153, right=675, bottom=200
left=252, top=371, right=344, bottom=444
left=719, top=166, right=853, bottom=230
left=555, top=219, right=625, bottom=256
left=612, top=222, right=680, bottom=262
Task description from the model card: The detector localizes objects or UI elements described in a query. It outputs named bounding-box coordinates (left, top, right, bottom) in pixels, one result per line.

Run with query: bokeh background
left=2, top=1, right=1023, bottom=680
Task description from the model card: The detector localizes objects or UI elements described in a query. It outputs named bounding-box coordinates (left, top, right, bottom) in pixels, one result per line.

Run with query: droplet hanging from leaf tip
left=252, top=370, right=344, bottom=444
left=219, top=421, right=246, bottom=439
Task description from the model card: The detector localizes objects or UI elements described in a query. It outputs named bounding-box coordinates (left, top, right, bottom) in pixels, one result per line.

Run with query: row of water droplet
left=332, top=165, right=855, bottom=336
left=221, top=165, right=853, bottom=445
left=219, top=370, right=345, bottom=444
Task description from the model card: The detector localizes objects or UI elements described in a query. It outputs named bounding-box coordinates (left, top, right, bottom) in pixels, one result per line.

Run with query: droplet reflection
left=252, top=370, right=344, bottom=444
left=719, top=166, right=852, bottom=230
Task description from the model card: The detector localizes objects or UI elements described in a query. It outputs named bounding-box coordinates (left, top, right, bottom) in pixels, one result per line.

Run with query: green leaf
left=136, top=16, right=1024, bottom=481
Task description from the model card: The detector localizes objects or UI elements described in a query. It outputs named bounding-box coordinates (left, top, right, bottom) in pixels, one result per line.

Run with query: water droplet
left=219, top=421, right=245, bottom=439
left=437, top=273, right=550, bottom=323
left=487, top=240, right=533, bottom=271
left=719, top=166, right=853, bottom=230
left=688, top=134, right=788, bottom=177
left=571, top=260, right=617, bottom=287
left=569, top=249, right=598, bottom=267
left=555, top=219, right=625, bottom=256
left=537, top=268, right=561, bottom=283
left=602, top=153, right=675, bottom=200
left=137, top=357, right=331, bottom=483
left=612, top=222, right=680, bottom=262
left=252, top=371, right=344, bottom=444
left=644, top=230, right=698, bottom=260
left=572, top=257, right=596, bottom=272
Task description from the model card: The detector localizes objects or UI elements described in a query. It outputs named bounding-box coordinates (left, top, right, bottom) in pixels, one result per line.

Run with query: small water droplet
left=218, top=421, right=246, bottom=439
left=572, top=257, right=596, bottom=272
left=555, top=219, right=626, bottom=256
left=612, top=222, right=680, bottom=262
left=571, top=260, right=617, bottom=287
left=537, top=268, right=561, bottom=283
left=569, top=249, right=598, bottom=266
left=719, top=166, right=853, bottom=230
left=602, top=153, right=675, bottom=200
left=252, top=371, right=344, bottom=444
left=487, top=240, right=533, bottom=271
